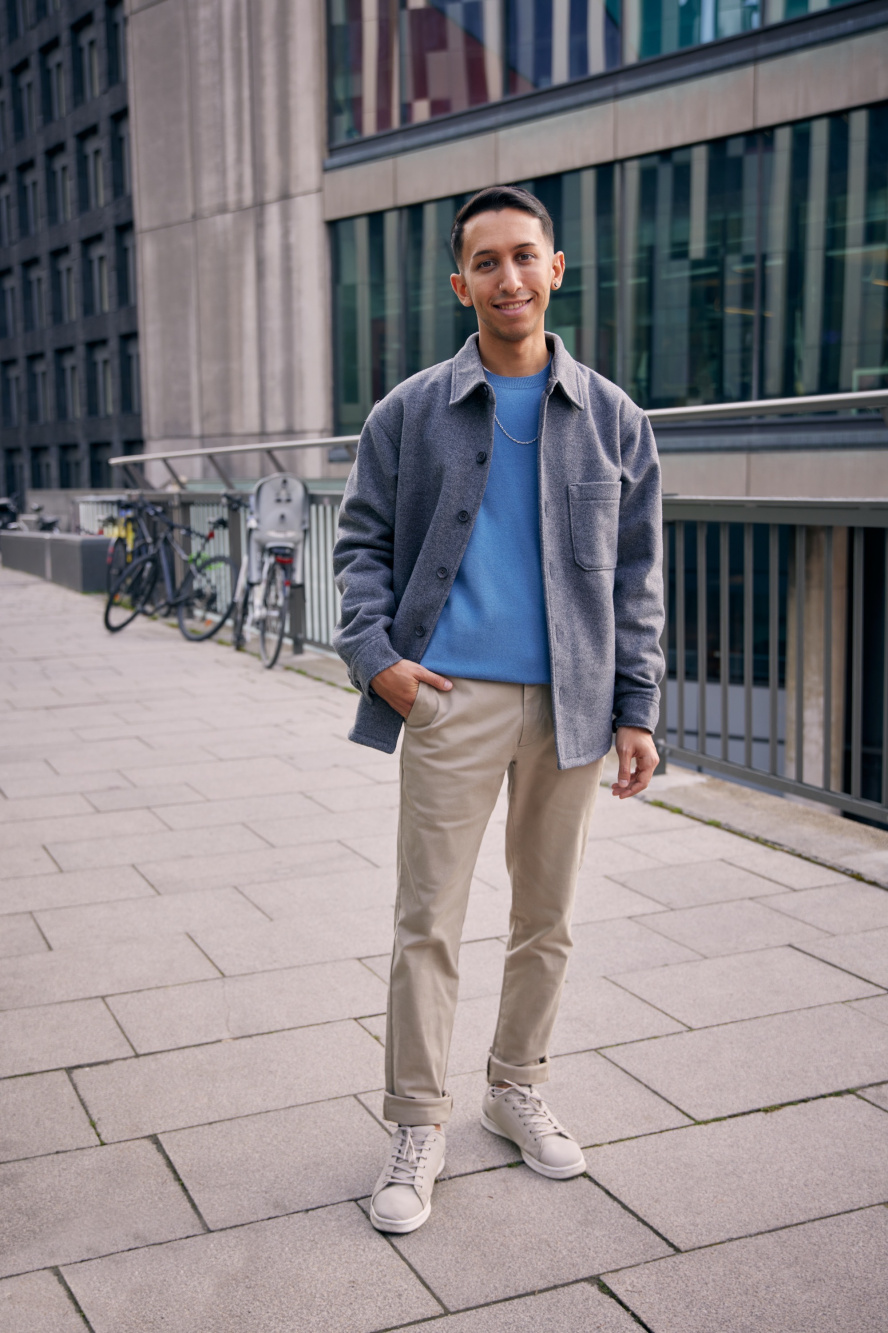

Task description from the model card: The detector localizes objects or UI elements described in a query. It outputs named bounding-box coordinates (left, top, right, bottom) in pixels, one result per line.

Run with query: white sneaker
left=369, top=1124, right=446, bottom=1234
left=481, top=1082, right=586, bottom=1179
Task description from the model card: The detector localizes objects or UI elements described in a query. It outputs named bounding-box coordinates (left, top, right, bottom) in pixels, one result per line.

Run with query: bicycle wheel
left=104, top=555, right=158, bottom=633
left=106, top=537, right=128, bottom=591
left=259, top=559, right=288, bottom=669
left=232, top=580, right=249, bottom=650
left=177, top=554, right=238, bottom=641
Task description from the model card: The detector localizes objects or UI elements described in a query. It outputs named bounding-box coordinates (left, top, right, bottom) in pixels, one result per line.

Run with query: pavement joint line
left=595, top=1277, right=658, bottom=1331
left=231, top=883, right=275, bottom=922
left=580, top=1170, right=682, bottom=1253
left=149, top=1134, right=212, bottom=1234
left=29, top=911, right=55, bottom=952
left=100, top=996, right=139, bottom=1056
left=785, top=940, right=888, bottom=990
left=51, top=1265, right=97, bottom=1332
left=374, top=1205, right=452, bottom=1316
left=643, top=795, right=888, bottom=890
left=64, top=1068, right=104, bottom=1146
left=182, top=931, right=226, bottom=978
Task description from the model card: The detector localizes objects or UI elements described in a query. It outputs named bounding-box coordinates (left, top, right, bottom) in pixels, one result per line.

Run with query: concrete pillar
left=785, top=527, right=848, bottom=791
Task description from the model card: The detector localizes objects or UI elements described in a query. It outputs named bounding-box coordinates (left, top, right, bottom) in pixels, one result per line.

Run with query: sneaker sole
left=369, top=1158, right=445, bottom=1234
left=480, top=1112, right=587, bottom=1180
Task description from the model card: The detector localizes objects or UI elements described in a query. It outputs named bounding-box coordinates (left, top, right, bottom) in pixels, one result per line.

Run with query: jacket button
left=436, top=566, right=448, bottom=578
left=476, top=451, right=487, bottom=464
left=415, top=625, right=425, bottom=636
left=457, top=510, right=469, bottom=522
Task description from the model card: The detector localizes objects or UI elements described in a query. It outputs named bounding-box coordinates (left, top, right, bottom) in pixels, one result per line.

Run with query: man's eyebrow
left=470, top=241, right=539, bottom=260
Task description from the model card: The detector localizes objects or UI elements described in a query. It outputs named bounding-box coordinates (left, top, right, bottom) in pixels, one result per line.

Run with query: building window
left=1, top=362, right=21, bottom=428
left=22, top=261, right=46, bottom=331
left=57, top=348, right=81, bottom=420
left=107, top=2, right=126, bottom=85
left=79, top=133, right=105, bottom=212
left=59, top=443, right=80, bottom=489
left=51, top=249, right=75, bottom=324
left=27, top=356, right=49, bottom=424
left=120, top=334, right=140, bottom=414
left=30, top=446, right=52, bottom=490
left=18, top=163, right=39, bottom=236
left=0, top=177, right=11, bottom=247
left=83, top=239, right=109, bottom=316
left=0, top=83, right=8, bottom=153
left=46, top=146, right=73, bottom=225
left=12, top=62, right=37, bottom=141
left=116, top=225, right=135, bottom=306
left=112, top=114, right=131, bottom=197
left=89, top=441, right=111, bottom=488
left=74, top=22, right=101, bottom=104
left=7, top=0, right=25, bottom=42
left=0, top=271, right=16, bottom=339
left=331, top=99, right=888, bottom=423
left=42, top=42, right=66, bottom=123
left=88, top=341, right=113, bottom=417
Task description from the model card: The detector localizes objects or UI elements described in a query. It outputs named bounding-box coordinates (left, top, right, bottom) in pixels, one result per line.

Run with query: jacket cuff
left=613, top=693, right=660, bottom=735
left=349, top=635, right=403, bottom=699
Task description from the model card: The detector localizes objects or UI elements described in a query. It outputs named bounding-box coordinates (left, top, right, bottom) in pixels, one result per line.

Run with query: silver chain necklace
left=494, top=414, right=539, bottom=446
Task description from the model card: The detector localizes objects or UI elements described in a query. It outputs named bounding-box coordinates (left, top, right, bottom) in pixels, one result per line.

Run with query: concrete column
left=785, top=527, right=848, bottom=792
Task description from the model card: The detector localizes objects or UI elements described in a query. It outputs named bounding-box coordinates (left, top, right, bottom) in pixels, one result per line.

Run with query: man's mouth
left=494, top=298, right=533, bottom=314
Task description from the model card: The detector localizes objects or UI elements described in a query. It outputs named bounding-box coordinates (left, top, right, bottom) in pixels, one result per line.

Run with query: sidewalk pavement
left=1, top=564, right=887, bottom=1333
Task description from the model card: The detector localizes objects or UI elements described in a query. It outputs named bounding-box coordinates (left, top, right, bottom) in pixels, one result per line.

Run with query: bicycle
left=104, top=500, right=238, bottom=640
left=231, top=475, right=309, bottom=670
left=101, top=495, right=155, bottom=590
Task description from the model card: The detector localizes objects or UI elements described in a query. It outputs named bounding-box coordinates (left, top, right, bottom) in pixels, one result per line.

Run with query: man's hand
left=371, top=660, right=453, bottom=720
left=611, top=727, right=658, bottom=799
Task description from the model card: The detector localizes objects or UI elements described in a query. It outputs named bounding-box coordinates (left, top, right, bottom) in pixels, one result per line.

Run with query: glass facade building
left=328, top=0, right=856, bottom=144
left=331, top=100, right=888, bottom=430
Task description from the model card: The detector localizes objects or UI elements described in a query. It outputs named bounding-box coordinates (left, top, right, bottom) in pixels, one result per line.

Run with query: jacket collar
left=449, top=331, right=584, bottom=410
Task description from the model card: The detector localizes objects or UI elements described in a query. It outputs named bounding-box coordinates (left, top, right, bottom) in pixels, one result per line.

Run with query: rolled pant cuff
left=383, top=1091, right=453, bottom=1126
left=487, top=1054, right=550, bottom=1086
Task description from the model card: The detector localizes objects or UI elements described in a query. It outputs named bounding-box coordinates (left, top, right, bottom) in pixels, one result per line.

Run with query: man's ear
left=450, top=271, right=473, bottom=308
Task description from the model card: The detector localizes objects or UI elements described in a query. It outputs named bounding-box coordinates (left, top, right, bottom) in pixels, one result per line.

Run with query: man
left=333, top=185, right=663, bottom=1234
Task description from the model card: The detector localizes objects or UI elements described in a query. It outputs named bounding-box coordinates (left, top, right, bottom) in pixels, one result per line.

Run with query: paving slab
left=35, top=887, right=269, bottom=950
left=119, top=755, right=342, bottom=798
left=0, top=1070, right=98, bottom=1161
left=797, top=928, right=888, bottom=987
left=63, top=1203, right=440, bottom=1333
left=762, top=882, right=888, bottom=934
left=192, top=904, right=396, bottom=973
left=238, top=865, right=395, bottom=917
left=0, top=1271, right=90, bottom=1333
left=639, top=898, right=828, bottom=957
left=46, top=823, right=268, bottom=872
left=850, top=993, right=888, bottom=1026
left=552, top=975, right=688, bottom=1053
left=138, top=841, right=366, bottom=893
left=0, top=844, right=58, bottom=880
left=460, top=882, right=513, bottom=939
left=615, top=824, right=745, bottom=865
left=107, top=960, right=387, bottom=1053
left=0, top=865, right=155, bottom=914
left=722, top=840, right=850, bottom=888
left=0, top=935, right=219, bottom=1009
left=0, top=997, right=133, bottom=1077
left=73, top=1019, right=384, bottom=1139
left=615, top=945, right=881, bottom=1027
left=0, top=1139, right=202, bottom=1277
left=571, top=875, right=666, bottom=924
left=0, top=808, right=167, bottom=849
left=604, top=1206, right=888, bottom=1333
left=588, top=1095, right=888, bottom=1248
left=603, top=1003, right=888, bottom=1118
left=0, top=770, right=133, bottom=799
left=398, top=1284, right=642, bottom=1332
left=151, top=789, right=320, bottom=830
left=568, top=917, right=702, bottom=978
left=0, top=912, right=47, bottom=958
left=380, top=1169, right=672, bottom=1309
left=85, top=783, right=207, bottom=812
left=160, top=1095, right=389, bottom=1228
left=246, top=805, right=400, bottom=849
left=309, top=782, right=402, bottom=812
left=0, top=792, right=93, bottom=822
left=857, top=1083, right=888, bottom=1112
left=610, top=858, right=783, bottom=908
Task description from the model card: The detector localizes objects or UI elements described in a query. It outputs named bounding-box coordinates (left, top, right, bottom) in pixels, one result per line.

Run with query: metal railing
left=659, top=498, right=887, bottom=824
left=107, top=390, right=888, bottom=821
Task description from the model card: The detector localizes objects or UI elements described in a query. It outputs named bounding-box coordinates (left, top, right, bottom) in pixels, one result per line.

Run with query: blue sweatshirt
left=423, top=361, right=551, bottom=684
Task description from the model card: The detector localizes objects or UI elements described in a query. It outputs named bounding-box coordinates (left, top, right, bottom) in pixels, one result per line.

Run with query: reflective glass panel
left=401, top=0, right=502, bottom=125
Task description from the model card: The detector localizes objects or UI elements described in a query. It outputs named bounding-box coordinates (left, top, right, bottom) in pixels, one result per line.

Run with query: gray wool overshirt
left=332, top=332, right=665, bottom=770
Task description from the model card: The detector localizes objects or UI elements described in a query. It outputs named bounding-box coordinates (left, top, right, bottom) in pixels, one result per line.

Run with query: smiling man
left=334, top=185, right=664, bottom=1234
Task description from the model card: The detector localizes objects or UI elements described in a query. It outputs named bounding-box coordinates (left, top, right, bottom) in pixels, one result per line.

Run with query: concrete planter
left=1, top=532, right=109, bottom=594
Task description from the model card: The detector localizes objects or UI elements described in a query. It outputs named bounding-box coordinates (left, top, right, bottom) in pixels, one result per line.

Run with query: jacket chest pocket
left=567, top=481, right=621, bottom=570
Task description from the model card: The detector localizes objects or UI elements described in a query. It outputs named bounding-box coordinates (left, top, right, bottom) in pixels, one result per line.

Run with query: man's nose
left=498, top=262, right=522, bottom=292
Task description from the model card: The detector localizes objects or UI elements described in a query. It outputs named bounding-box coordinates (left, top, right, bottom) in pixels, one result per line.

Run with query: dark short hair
left=451, top=186, right=554, bottom=267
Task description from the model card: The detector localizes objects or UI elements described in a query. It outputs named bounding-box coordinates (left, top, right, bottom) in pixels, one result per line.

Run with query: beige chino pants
left=383, top=676, right=604, bottom=1126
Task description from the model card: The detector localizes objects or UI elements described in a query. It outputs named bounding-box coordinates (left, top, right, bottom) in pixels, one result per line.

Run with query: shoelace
left=384, top=1126, right=432, bottom=1186
left=490, top=1081, right=564, bottom=1138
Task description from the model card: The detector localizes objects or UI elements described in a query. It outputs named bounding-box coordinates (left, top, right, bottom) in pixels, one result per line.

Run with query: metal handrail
left=110, top=390, right=888, bottom=488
